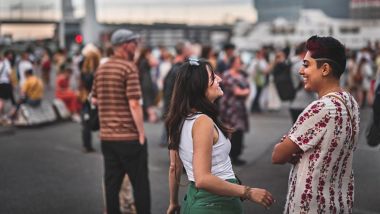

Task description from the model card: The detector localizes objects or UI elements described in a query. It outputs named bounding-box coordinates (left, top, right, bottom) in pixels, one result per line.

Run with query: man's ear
left=321, top=63, right=331, bottom=77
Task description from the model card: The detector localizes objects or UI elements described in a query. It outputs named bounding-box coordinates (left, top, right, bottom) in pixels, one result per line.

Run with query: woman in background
left=219, top=56, right=250, bottom=166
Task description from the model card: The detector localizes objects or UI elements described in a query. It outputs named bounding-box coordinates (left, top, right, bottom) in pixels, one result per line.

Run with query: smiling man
left=272, top=35, right=360, bottom=214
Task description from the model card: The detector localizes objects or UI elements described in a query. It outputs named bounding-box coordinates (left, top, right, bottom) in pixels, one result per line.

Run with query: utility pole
left=82, top=0, right=100, bottom=44
left=59, top=0, right=65, bottom=49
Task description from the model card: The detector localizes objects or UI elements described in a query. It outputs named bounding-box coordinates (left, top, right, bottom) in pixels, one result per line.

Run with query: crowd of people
left=1, top=29, right=380, bottom=214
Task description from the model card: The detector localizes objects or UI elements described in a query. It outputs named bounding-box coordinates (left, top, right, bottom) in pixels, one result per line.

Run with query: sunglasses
left=188, top=57, right=200, bottom=66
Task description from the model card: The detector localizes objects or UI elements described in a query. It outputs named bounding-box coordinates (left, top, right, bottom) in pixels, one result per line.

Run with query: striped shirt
left=92, top=57, right=142, bottom=141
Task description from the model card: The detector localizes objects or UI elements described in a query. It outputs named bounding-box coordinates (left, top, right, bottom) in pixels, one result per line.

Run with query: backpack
left=272, top=62, right=296, bottom=101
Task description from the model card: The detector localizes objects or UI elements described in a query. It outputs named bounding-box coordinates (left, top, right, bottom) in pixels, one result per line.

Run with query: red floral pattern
left=284, top=92, right=359, bottom=214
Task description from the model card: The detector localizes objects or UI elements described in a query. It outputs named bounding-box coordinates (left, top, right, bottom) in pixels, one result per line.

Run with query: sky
left=0, top=0, right=256, bottom=40
left=0, top=0, right=257, bottom=24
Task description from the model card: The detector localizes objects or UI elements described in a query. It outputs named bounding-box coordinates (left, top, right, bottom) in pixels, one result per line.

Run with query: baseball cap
left=110, top=29, right=140, bottom=46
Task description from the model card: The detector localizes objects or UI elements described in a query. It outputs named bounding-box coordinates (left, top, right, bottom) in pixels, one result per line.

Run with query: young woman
left=272, top=36, right=360, bottom=213
left=166, top=58, right=274, bottom=214
left=219, top=56, right=250, bottom=166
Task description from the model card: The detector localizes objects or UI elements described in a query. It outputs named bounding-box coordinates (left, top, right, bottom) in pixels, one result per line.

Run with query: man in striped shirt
left=91, top=29, right=151, bottom=214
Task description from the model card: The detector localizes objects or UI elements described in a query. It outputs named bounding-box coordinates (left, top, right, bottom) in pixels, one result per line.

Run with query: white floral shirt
left=285, top=91, right=360, bottom=214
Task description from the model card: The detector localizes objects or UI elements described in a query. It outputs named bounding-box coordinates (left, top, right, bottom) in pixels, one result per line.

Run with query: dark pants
left=0, top=83, right=16, bottom=105
left=374, top=85, right=380, bottom=125
left=81, top=103, right=93, bottom=150
left=101, top=140, right=151, bottom=214
left=251, top=86, right=263, bottom=113
left=230, top=130, right=244, bottom=160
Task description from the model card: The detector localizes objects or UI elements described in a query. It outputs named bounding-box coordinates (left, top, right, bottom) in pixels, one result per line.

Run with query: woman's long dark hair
left=165, top=58, right=231, bottom=150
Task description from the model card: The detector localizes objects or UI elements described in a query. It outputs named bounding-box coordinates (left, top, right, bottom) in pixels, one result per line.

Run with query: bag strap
left=326, top=94, right=353, bottom=138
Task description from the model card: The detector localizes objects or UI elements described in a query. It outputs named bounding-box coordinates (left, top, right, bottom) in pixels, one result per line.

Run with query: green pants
left=181, top=179, right=243, bottom=214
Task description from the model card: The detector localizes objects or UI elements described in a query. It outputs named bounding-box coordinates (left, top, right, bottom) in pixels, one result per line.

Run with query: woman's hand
left=167, top=203, right=180, bottom=214
left=249, top=188, right=275, bottom=209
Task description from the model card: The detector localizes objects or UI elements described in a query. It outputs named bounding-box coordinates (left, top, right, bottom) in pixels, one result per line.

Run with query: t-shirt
left=22, top=76, right=44, bottom=100
left=285, top=91, right=359, bottom=214
left=18, top=60, right=33, bottom=87
left=92, top=57, right=142, bottom=141
left=0, top=60, right=12, bottom=84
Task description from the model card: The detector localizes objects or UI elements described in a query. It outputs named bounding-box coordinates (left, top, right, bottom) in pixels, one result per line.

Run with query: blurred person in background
left=53, top=49, right=67, bottom=75
left=4, top=50, right=17, bottom=86
left=373, top=82, right=380, bottom=129
left=92, top=29, right=151, bottom=214
left=271, top=50, right=296, bottom=102
left=79, top=44, right=101, bottom=153
left=166, top=58, right=273, bottom=214
left=137, top=47, right=158, bottom=123
left=17, top=51, right=33, bottom=88
left=55, top=66, right=81, bottom=122
left=345, top=51, right=358, bottom=93
left=354, top=57, right=374, bottom=107
left=248, top=49, right=269, bottom=113
left=219, top=56, right=250, bottom=166
left=11, top=69, right=44, bottom=121
left=100, top=46, right=114, bottom=65
left=375, top=51, right=380, bottom=88
left=201, top=45, right=217, bottom=69
left=19, top=69, right=44, bottom=106
left=160, top=41, right=192, bottom=147
left=272, top=36, right=359, bottom=214
left=0, top=54, right=16, bottom=123
left=216, top=43, right=235, bottom=74
left=40, top=49, right=52, bottom=89
left=156, top=46, right=172, bottom=107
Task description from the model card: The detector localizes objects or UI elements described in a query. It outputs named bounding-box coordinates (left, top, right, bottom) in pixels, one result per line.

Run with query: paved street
left=0, top=106, right=379, bottom=214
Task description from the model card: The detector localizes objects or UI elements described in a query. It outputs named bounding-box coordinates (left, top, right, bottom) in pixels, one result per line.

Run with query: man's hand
left=139, top=134, right=145, bottom=145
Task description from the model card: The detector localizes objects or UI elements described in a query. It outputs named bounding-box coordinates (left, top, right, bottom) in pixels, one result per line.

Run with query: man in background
left=92, top=29, right=151, bottom=214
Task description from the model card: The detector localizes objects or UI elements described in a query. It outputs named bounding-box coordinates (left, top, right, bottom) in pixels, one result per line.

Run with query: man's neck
left=113, top=49, right=131, bottom=61
left=174, top=55, right=184, bottom=63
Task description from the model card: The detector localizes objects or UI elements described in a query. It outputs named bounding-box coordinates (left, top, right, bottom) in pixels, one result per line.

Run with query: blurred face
left=299, top=51, right=323, bottom=92
left=231, top=57, right=242, bottom=70
left=123, top=40, right=138, bottom=60
left=275, top=51, right=285, bottom=63
left=205, top=67, right=223, bottom=102
left=183, top=44, right=193, bottom=58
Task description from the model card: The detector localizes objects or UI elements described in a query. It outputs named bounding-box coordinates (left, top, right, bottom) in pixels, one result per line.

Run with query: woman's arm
left=233, top=87, right=250, bottom=97
left=272, top=136, right=302, bottom=164
left=192, top=115, right=274, bottom=208
left=167, top=150, right=182, bottom=214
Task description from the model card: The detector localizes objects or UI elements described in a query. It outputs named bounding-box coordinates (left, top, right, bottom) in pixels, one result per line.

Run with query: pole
left=59, top=0, right=65, bottom=49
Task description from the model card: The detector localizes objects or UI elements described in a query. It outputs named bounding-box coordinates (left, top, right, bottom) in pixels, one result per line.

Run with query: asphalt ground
left=0, top=107, right=379, bottom=214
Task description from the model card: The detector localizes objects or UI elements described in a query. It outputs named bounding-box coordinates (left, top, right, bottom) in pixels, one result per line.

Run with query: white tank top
left=178, top=114, right=235, bottom=182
